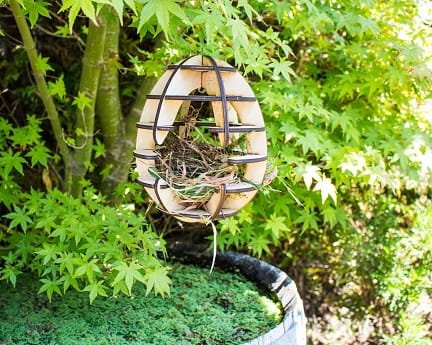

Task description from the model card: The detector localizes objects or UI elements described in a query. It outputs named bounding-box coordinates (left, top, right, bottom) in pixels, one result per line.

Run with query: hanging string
left=209, top=220, right=217, bottom=274
left=199, top=28, right=205, bottom=91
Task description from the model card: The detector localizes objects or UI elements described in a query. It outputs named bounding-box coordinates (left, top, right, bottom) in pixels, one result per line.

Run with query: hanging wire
left=199, top=28, right=205, bottom=92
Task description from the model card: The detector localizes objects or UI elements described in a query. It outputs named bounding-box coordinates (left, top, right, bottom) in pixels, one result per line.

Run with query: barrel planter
left=168, top=242, right=307, bottom=345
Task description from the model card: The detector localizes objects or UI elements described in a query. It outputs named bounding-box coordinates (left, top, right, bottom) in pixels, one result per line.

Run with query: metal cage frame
left=134, top=55, right=267, bottom=223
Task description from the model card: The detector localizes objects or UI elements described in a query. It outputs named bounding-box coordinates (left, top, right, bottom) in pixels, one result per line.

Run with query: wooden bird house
left=134, top=55, right=267, bottom=223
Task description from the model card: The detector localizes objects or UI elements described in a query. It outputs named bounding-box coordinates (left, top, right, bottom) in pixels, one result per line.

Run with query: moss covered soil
left=0, top=263, right=282, bottom=345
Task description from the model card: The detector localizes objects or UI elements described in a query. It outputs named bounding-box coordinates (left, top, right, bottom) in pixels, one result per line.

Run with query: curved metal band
left=206, top=56, right=230, bottom=148
left=211, top=184, right=227, bottom=220
left=153, top=56, right=196, bottom=145
left=153, top=178, right=168, bottom=211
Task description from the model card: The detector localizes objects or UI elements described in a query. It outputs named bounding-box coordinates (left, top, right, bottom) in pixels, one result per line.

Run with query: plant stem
left=95, top=7, right=123, bottom=194
left=70, top=9, right=108, bottom=197
left=10, top=0, right=71, bottom=185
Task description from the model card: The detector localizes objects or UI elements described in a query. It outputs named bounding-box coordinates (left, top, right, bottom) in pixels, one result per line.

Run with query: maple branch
left=10, top=0, right=71, bottom=176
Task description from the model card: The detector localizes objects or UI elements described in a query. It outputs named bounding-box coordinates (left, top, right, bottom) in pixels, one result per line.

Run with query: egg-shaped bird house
left=134, top=55, right=267, bottom=223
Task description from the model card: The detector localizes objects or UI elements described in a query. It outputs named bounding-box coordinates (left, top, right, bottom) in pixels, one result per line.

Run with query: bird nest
left=151, top=135, right=241, bottom=206
left=150, top=101, right=245, bottom=208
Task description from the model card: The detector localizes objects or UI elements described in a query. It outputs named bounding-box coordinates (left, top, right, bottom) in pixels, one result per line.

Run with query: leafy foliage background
left=0, top=0, right=432, bottom=343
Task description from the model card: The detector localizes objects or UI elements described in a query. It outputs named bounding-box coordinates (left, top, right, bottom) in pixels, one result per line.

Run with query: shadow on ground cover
left=0, top=262, right=282, bottom=345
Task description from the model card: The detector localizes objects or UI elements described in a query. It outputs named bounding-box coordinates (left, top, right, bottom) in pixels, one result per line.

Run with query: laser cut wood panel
left=135, top=56, right=267, bottom=223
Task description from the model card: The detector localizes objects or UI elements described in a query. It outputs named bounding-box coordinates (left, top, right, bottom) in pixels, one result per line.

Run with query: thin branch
left=9, top=0, right=71, bottom=168
left=35, top=24, right=85, bottom=51
left=47, top=9, right=86, bottom=47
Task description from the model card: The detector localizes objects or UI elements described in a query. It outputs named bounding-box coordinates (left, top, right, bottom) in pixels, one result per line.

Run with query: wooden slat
left=136, top=122, right=176, bottom=131
left=207, top=125, right=265, bottom=133
left=146, top=95, right=256, bottom=102
left=228, top=154, right=267, bottom=164
left=133, top=149, right=159, bottom=160
left=167, top=64, right=236, bottom=72
left=137, top=176, right=255, bottom=194
left=137, top=176, right=169, bottom=189
left=137, top=122, right=264, bottom=133
left=225, top=182, right=256, bottom=193
left=176, top=208, right=237, bottom=219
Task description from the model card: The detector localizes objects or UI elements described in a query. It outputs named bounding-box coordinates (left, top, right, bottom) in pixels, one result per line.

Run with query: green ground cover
left=0, top=263, right=282, bottom=345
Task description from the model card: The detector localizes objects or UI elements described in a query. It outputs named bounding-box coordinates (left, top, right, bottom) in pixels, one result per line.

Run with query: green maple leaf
left=92, top=139, right=106, bottom=158
left=192, top=8, right=224, bottom=43
left=144, top=266, right=171, bottom=297
left=38, top=278, right=62, bottom=302
left=237, top=0, right=257, bottom=21
left=0, top=118, right=13, bottom=136
left=113, top=261, right=146, bottom=295
left=321, top=206, right=338, bottom=228
left=60, top=0, right=97, bottom=31
left=72, top=91, right=92, bottom=111
left=230, top=18, right=250, bottom=51
left=273, top=196, right=292, bottom=216
left=50, top=226, right=68, bottom=242
left=59, top=273, right=79, bottom=293
left=270, top=59, right=295, bottom=82
left=220, top=217, right=240, bottom=235
left=336, top=73, right=358, bottom=99
left=26, top=143, right=51, bottom=168
left=296, top=130, right=321, bottom=155
left=330, top=111, right=351, bottom=132
left=271, top=0, right=290, bottom=22
left=22, top=0, right=51, bottom=27
left=48, top=75, right=66, bottom=100
left=108, top=0, right=124, bottom=24
left=280, top=121, right=299, bottom=142
left=83, top=281, right=108, bottom=304
left=138, top=0, right=190, bottom=37
left=35, top=243, right=59, bottom=264
left=35, top=55, right=54, bottom=76
left=265, top=214, right=289, bottom=238
left=10, top=127, right=37, bottom=147
left=0, top=149, right=26, bottom=176
left=74, top=258, right=101, bottom=282
left=295, top=209, right=319, bottom=232
left=345, top=125, right=360, bottom=144
left=0, top=267, right=21, bottom=287
left=56, top=253, right=75, bottom=275
left=35, top=215, right=57, bottom=232
left=54, top=24, right=70, bottom=37
left=3, top=207, right=32, bottom=232
left=249, top=235, right=271, bottom=257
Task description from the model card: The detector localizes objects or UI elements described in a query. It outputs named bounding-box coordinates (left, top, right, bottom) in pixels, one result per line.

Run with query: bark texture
left=70, top=10, right=108, bottom=196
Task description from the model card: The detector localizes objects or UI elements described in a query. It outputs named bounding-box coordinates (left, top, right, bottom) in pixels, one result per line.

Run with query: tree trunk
left=69, top=9, right=108, bottom=197
left=95, top=7, right=123, bottom=194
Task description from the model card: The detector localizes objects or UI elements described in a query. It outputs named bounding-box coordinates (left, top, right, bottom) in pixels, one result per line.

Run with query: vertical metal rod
left=206, top=56, right=230, bottom=148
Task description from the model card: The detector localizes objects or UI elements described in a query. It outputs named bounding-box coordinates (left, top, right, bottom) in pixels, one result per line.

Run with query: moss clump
left=0, top=263, right=282, bottom=345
